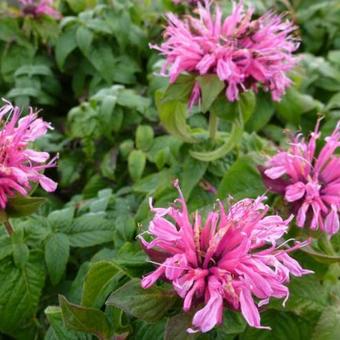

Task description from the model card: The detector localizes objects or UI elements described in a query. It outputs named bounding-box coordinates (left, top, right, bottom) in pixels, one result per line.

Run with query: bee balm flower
left=152, top=1, right=298, bottom=104
left=19, top=0, right=61, bottom=19
left=0, top=100, right=57, bottom=208
left=262, top=121, right=340, bottom=235
left=140, top=181, right=311, bottom=333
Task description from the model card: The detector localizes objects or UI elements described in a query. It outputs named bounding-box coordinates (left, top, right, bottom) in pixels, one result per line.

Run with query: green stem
left=4, top=220, right=14, bottom=236
left=319, top=233, right=336, bottom=256
left=208, top=111, right=218, bottom=141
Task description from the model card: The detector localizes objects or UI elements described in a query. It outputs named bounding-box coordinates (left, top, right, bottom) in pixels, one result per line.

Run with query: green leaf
left=64, top=213, right=114, bottom=247
left=164, top=312, right=196, bottom=340
left=312, top=304, right=340, bottom=340
left=87, top=45, right=115, bottom=83
left=218, top=310, right=246, bottom=336
left=136, top=125, right=154, bottom=152
left=76, top=26, right=93, bottom=56
left=81, top=260, right=123, bottom=309
left=55, top=27, right=78, bottom=70
left=180, top=157, right=208, bottom=199
left=156, top=90, right=197, bottom=144
left=275, top=88, right=322, bottom=125
left=59, top=295, right=113, bottom=339
left=14, top=64, right=53, bottom=77
left=238, top=91, right=256, bottom=123
left=128, top=150, right=146, bottom=182
left=190, top=121, right=243, bottom=162
left=48, top=207, right=75, bottom=231
left=245, top=93, right=275, bottom=132
left=6, top=196, right=47, bottom=218
left=45, top=233, right=70, bottom=285
left=0, top=236, right=12, bottom=261
left=281, top=275, right=328, bottom=316
left=218, top=156, right=265, bottom=199
left=0, top=252, right=46, bottom=335
left=106, top=279, right=177, bottom=323
left=45, top=306, right=92, bottom=340
left=162, top=75, right=195, bottom=103
left=240, top=310, right=313, bottom=340
left=197, top=75, right=225, bottom=113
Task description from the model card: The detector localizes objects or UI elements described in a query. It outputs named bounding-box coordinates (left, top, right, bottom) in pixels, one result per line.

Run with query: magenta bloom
left=140, top=181, right=311, bottom=333
left=152, top=1, right=298, bottom=104
left=263, top=121, right=340, bottom=235
left=172, top=0, right=199, bottom=5
left=19, top=0, right=61, bottom=19
left=0, top=100, right=57, bottom=208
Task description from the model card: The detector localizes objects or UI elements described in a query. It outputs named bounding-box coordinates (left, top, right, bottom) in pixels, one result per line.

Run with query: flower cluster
left=152, top=1, right=298, bottom=104
left=262, top=120, right=340, bottom=235
left=19, top=0, right=61, bottom=19
left=140, top=181, right=311, bottom=333
left=0, top=100, right=57, bottom=208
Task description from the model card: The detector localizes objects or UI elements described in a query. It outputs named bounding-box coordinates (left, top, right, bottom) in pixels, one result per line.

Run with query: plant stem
left=4, top=220, right=14, bottom=236
left=319, top=233, right=336, bottom=256
left=208, top=111, right=218, bottom=141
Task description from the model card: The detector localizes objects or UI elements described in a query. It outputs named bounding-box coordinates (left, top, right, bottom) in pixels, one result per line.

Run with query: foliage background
left=0, top=0, right=340, bottom=339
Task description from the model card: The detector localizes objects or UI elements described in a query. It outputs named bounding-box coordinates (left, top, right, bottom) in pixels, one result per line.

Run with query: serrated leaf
left=106, top=279, right=177, bottom=323
left=0, top=252, right=46, bottom=335
left=64, top=213, right=114, bottom=247
left=81, top=261, right=123, bottom=309
left=59, top=295, right=113, bottom=339
left=48, top=207, right=75, bottom=231
left=197, top=75, right=225, bottom=113
left=45, top=233, right=70, bottom=285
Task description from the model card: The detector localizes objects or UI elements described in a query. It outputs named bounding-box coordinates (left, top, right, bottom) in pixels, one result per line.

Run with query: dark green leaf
left=6, top=196, right=47, bottom=218
left=197, top=75, right=225, bottom=113
left=218, top=156, right=265, bottom=199
left=128, top=150, right=146, bottom=182
left=59, top=295, right=113, bottom=339
left=45, top=233, right=70, bottom=285
left=106, top=279, right=177, bottom=323
left=81, top=260, right=122, bottom=309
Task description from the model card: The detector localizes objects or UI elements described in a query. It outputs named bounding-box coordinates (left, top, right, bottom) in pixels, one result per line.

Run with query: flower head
left=0, top=99, right=57, bottom=208
left=19, top=0, right=61, bottom=19
left=262, top=120, right=340, bottom=235
left=140, top=181, right=311, bottom=333
left=153, top=1, right=298, bottom=104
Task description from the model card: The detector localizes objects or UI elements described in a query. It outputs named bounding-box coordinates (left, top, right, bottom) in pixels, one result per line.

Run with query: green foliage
left=0, top=0, right=340, bottom=339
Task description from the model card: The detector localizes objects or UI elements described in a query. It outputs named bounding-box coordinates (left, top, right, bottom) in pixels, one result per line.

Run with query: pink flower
left=19, top=0, right=61, bottom=19
left=140, top=181, right=312, bottom=333
left=0, top=99, right=58, bottom=208
left=172, top=0, right=200, bottom=5
left=152, top=1, right=298, bottom=104
left=262, top=120, right=340, bottom=235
